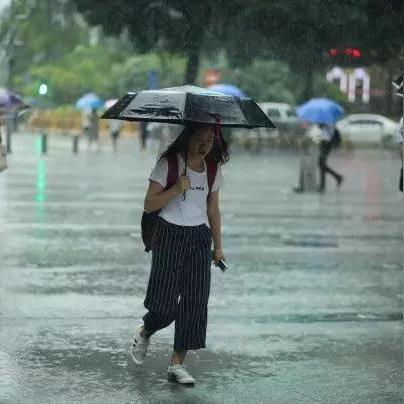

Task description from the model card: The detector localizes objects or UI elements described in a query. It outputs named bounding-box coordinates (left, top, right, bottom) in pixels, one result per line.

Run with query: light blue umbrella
left=207, top=83, right=246, bottom=98
left=75, top=92, right=104, bottom=109
left=297, top=98, right=344, bottom=124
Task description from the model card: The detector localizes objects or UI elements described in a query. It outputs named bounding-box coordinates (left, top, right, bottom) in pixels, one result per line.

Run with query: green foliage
left=221, top=59, right=298, bottom=104
left=312, top=78, right=350, bottom=109
left=73, top=0, right=242, bottom=83
left=1, top=0, right=88, bottom=78
left=15, top=45, right=121, bottom=104
left=359, top=0, right=402, bottom=65
left=15, top=46, right=186, bottom=105
left=4, top=0, right=402, bottom=108
left=224, top=0, right=366, bottom=69
left=110, top=53, right=186, bottom=95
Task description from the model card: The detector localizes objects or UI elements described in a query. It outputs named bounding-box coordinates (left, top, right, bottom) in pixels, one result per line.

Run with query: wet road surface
left=0, top=134, right=402, bottom=403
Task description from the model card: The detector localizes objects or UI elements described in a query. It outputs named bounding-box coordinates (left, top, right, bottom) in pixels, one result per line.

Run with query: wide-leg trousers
left=143, top=218, right=212, bottom=351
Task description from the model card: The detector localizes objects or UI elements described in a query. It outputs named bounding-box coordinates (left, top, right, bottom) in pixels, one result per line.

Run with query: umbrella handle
left=182, top=152, right=188, bottom=201
left=182, top=166, right=187, bottom=201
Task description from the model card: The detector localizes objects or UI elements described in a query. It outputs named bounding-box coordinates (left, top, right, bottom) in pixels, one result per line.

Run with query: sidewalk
left=0, top=134, right=402, bottom=403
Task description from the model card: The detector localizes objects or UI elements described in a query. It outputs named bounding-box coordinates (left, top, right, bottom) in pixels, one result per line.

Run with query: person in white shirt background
left=129, top=121, right=229, bottom=385
left=108, top=119, right=123, bottom=152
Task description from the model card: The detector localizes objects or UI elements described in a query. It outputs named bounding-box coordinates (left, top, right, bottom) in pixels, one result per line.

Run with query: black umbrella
left=101, top=85, right=274, bottom=128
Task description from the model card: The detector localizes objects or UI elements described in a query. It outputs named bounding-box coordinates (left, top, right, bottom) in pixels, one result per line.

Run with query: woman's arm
left=144, top=176, right=190, bottom=213
left=207, top=190, right=225, bottom=261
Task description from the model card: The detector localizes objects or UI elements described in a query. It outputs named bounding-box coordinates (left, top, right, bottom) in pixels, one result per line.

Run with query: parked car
left=336, top=114, right=399, bottom=147
left=258, top=102, right=305, bottom=137
left=232, top=102, right=305, bottom=149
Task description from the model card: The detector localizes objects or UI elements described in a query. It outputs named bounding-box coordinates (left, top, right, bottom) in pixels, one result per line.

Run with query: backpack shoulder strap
left=165, top=154, right=178, bottom=190
left=206, top=160, right=218, bottom=194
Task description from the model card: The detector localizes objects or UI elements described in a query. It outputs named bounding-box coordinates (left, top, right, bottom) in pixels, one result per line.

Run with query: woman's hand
left=174, top=175, right=191, bottom=194
left=213, top=248, right=225, bottom=262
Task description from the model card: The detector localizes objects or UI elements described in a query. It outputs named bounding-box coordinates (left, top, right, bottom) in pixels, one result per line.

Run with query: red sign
left=329, top=48, right=361, bottom=58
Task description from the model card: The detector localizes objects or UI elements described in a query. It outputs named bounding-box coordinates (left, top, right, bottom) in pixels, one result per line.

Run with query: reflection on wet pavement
left=0, top=135, right=402, bottom=403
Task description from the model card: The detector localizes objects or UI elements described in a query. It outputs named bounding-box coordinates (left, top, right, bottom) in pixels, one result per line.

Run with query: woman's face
left=188, top=126, right=215, bottom=159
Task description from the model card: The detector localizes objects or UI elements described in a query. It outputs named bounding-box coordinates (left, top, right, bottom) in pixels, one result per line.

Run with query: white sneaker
left=167, top=364, right=196, bottom=385
left=129, top=325, right=150, bottom=365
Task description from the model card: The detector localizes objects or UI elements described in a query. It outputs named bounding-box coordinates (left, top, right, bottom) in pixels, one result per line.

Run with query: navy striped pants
left=143, top=218, right=212, bottom=351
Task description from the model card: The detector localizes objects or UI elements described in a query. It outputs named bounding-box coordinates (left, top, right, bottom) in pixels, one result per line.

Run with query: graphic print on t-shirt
left=149, top=154, right=224, bottom=226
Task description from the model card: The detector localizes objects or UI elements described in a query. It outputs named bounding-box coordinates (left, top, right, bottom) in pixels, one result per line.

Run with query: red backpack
left=141, top=154, right=218, bottom=252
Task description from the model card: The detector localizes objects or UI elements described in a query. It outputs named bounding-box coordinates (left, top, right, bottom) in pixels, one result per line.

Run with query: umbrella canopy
left=297, top=98, right=344, bottom=124
left=0, top=88, right=26, bottom=113
left=76, top=92, right=104, bottom=110
left=207, top=83, right=246, bottom=98
left=105, top=98, right=119, bottom=109
left=101, top=85, right=274, bottom=129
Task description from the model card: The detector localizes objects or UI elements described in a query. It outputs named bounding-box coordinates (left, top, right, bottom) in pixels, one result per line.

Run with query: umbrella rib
left=233, top=98, right=250, bottom=128
left=181, top=91, right=188, bottom=123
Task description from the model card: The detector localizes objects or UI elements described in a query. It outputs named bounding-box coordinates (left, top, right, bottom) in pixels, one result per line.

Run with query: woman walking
left=129, top=122, right=229, bottom=385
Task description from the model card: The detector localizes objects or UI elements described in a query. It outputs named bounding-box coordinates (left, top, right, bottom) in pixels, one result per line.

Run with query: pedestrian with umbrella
left=102, top=85, right=273, bottom=385
left=297, top=98, right=344, bottom=193
left=0, top=88, right=28, bottom=157
left=76, top=93, right=103, bottom=151
left=0, top=88, right=27, bottom=114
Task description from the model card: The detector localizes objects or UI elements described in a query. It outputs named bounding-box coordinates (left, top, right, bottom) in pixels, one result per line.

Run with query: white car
left=336, top=114, right=399, bottom=146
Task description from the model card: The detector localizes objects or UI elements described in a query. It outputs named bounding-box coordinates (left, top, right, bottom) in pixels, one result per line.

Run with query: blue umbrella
left=297, top=98, right=344, bottom=124
left=75, top=92, right=104, bottom=109
left=207, top=83, right=246, bottom=98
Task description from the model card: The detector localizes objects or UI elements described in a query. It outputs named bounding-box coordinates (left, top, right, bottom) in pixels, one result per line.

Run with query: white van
left=258, top=102, right=303, bottom=136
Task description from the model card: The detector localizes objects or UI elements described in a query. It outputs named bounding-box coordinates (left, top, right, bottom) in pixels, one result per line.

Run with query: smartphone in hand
left=211, top=251, right=230, bottom=272
left=216, top=259, right=229, bottom=272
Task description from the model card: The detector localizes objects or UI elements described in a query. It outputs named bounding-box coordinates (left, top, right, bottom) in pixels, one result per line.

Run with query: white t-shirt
left=149, top=154, right=224, bottom=226
left=320, top=124, right=334, bottom=141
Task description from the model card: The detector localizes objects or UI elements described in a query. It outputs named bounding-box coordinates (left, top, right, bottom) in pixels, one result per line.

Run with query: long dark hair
left=159, top=122, right=230, bottom=165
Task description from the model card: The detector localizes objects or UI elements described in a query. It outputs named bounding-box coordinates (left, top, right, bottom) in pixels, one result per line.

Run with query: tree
left=0, top=0, right=88, bottom=87
left=15, top=46, right=188, bottom=105
left=356, top=0, right=403, bottom=113
left=222, top=0, right=371, bottom=100
left=15, top=45, right=124, bottom=104
left=110, top=52, right=186, bottom=94
left=73, top=0, right=240, bottom=84
left=221, top=59, right=298, bottom=103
